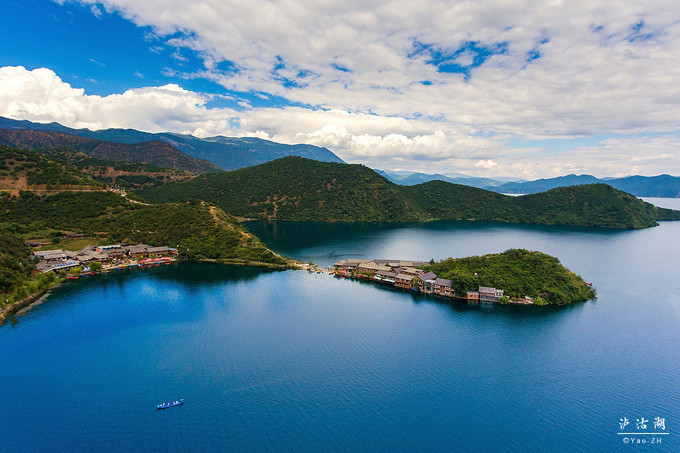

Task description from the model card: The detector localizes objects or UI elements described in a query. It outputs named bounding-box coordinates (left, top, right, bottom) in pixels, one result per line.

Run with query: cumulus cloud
left=61, top=0, right=680, bottom=134
left=0, top=66, right=238, bottom=134
left=9, top=0, right=680, bottom=176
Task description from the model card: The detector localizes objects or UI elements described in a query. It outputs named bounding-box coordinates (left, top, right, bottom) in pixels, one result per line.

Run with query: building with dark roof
left=479, top=286, right=504, bottom=302
left=433, top=277, right=454, bottom=297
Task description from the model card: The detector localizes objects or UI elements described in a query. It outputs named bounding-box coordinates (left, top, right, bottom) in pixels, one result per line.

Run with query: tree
left=68, top=266, right=82, bottom=276
left=89, top=262, right=102, bottom=273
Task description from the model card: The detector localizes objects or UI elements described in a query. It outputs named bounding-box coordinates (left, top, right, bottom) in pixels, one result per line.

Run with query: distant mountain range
left=140, top=156, right=680, bottom=229
left=492, top=174, right=680, bottom=198
left=3, top=116, right=678, bottom=198
left=0, top=128, right=219, bottom=173
left=375, top=169, right=522, bottom=188
left=0, top=116, right=345, bottom=171
left=377, top=169, right=680, bottom=198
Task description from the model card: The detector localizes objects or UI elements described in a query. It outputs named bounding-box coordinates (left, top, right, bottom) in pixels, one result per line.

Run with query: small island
left=332, top=249, right=595, bottom=306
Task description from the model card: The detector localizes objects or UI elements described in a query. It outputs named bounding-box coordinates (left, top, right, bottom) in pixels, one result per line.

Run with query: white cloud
left=0, top=66, right=238, bottom=135
left=10, top=0, right=680, bottom=177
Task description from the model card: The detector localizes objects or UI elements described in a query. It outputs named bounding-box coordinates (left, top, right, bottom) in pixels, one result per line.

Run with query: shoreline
left=0, top=257, right=305, bottom=326
left=0, top=283, right=62, bottom=326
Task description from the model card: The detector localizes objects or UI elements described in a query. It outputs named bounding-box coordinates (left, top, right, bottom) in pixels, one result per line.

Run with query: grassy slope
left=141, top=157, right=679, bottom=228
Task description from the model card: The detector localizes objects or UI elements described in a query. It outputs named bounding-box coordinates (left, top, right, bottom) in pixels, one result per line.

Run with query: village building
left=466, top=291, right=480, bottom=301
left=418, top=272, right=438, bottom=293
left=478, top=286, right=504, bottom=302
left=31, top=242, right=177, bottom=274
left=356, top=261, right=392, bottom=275
left=374, top=259, right=427, bottom=268
left=333, top=259, right=348, bottom=269
left=125, top=244, right=149, bottom=258
left=390, top=266, right=423, bottom=276
left=33, top=249, right=67, bottom=261
left=433, top=278, right=454, bottom=297
left=146, top=246, right=177, bottom=257
left=96, top=244, right=124, bottom=258
left=345, top=258, right=366, bottom=269
left=48, top=260, right=81, bottom=273
left=374, top=271, right=398, bottom=284
left=394, top=273, right=416, bottom=290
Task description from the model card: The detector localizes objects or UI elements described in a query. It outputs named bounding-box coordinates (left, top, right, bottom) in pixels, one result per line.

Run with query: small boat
left=157, top=399, right=184, bottom=410
left=66, top=275, right=80, bottom=280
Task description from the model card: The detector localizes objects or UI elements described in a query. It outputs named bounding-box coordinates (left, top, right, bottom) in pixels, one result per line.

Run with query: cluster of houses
left=32, top=244, right=178, bottom=274
left=332, top=258, right=534, bottom=305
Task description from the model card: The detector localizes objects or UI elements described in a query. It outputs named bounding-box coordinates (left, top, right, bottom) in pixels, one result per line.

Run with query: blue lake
left=2, top=198, right=680, bottom=451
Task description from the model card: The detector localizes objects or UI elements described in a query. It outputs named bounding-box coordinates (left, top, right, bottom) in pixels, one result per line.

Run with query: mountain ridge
left=492, top=173, right=680, bottom=198
left=378, top=168, right=680, bottom=198
left=0, top=128, right=220, bottom=174
left=0, top=116, right=345, bottom=171
left=140, top=156, right=680, bottom=229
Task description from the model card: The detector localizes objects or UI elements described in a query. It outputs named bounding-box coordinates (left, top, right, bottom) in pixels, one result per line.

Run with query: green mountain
left=140, top=157, right=680, bottom=228
left=142, top=156, right=427, bottom=222
left=0, top=191, right=287, bottom=267
left=0, top=128, right=220, bottom=173
left=0, top=116, right=345, bottom=170
left=404, top=180, right=679, bottom=229
left=421, top=249, right=596, bottom=305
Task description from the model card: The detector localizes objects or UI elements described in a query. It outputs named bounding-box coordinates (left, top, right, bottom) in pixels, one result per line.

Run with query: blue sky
left=1, top=0, right=679, bottom=178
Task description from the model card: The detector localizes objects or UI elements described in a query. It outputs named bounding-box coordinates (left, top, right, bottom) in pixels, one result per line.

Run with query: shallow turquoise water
left=2, top=211, right=680, bottom=451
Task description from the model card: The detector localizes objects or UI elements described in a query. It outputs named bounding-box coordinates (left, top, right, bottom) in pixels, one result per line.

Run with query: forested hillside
left=141, top=156, right=680, bottom=229
left=37, top=148, right=195, bottom=190
left=0, top=128, right=220, bottom=173
left=421, top=249, right=596, bottom=305
left=0, top=191, right=286, bottom=267
left=0, top=146, right=104, bottom=191
left=142, top=156, right=428, bottom=221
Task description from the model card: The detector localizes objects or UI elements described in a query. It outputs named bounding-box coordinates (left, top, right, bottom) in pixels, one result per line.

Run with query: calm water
left=2, top=198, right=680, bottom=452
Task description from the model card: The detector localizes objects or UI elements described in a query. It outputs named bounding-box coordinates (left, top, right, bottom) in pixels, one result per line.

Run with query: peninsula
left=332, top=249, right=595, bottom=306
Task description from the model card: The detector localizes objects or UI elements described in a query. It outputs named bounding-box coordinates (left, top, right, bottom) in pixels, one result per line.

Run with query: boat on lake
left=157, top=399, right=183, bottom=410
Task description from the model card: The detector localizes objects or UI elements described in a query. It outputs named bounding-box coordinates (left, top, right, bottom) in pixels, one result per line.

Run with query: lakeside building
left=357, top=261, right=392, bottom=274
left=32, top=244, right=178, bottom=273
left=419, top=272, right=438, bottom=294
left=394, top=273, right=416, bottom=289
left=333, top=258, right=517, bottom=305
left=33, top=249, right=68, bottom=261
left=478, top=287, right=504, bottom=302
left=433, top=278, right=454, bottom=297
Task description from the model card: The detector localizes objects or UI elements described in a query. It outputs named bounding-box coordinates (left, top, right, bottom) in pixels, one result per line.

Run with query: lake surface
left=2, top=199, right=680, bottom=452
